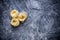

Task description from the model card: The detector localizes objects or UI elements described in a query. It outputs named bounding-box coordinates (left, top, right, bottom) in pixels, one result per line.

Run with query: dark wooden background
left=0, top=0, right=60, bottom=40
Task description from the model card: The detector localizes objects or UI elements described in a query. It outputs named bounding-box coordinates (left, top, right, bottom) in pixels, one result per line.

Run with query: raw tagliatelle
left=10, top=9, right=19, bottom=18
left=10, top=18, right=20, bottom=27
left=10, top=9, right=27, bottom=27
left=18, top=11, right=27, bottom=22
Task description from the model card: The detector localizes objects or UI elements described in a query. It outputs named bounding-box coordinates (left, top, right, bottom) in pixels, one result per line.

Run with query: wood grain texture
left=0, top=0, right=60, bottom=40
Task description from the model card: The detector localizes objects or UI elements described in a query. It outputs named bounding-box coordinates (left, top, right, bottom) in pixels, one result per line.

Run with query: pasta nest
left=10, top=9, right=19, bottom=18
left=10, top=18, right=20, bottom=27
left=18, top=12, right=27, bottom=22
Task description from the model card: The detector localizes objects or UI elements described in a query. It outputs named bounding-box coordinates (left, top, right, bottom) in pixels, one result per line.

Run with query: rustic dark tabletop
left=0, top=0, right=60, bottom=40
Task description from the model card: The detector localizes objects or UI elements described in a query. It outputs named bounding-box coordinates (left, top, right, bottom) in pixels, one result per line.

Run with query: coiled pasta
left=10, top=18, right=20, bottom=27
left=10, top=9, right=19, bottom=18
left=18, top=11, right=27, bottom=22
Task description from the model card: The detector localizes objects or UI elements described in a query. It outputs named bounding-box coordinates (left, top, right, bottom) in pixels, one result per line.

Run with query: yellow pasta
left=18, top=11, right=27, bottom=22
left=10, top=9, right=27, bottom=27
left=10, top=18, right=20, bottom=27
left=10, top=9, right=19, bottom=18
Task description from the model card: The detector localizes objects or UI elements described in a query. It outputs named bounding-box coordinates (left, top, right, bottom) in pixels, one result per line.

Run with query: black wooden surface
left=0, top=0, right=60, bottom=40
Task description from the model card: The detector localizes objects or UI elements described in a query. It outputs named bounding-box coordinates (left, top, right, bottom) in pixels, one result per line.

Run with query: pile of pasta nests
left=10, top=9, right=27, bottom=27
